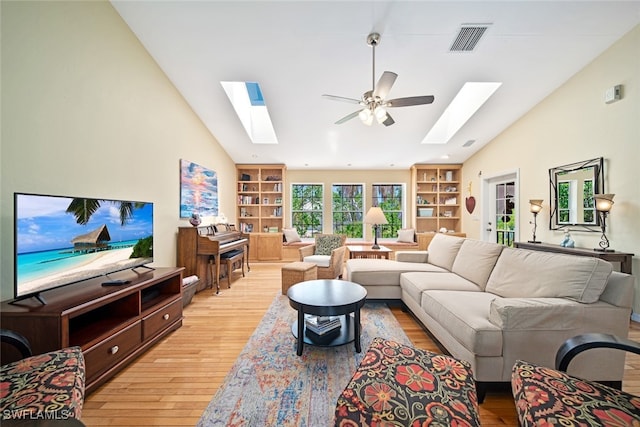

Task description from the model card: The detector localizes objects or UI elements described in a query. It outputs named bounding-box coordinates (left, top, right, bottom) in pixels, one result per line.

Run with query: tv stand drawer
left=142, top=298, right=183, bottom=340
left=84, top=321, right=142, bottom=382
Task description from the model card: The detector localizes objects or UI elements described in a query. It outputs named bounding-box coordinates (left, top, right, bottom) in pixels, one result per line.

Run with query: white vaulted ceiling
left=111, top=1, right=640, bottom=169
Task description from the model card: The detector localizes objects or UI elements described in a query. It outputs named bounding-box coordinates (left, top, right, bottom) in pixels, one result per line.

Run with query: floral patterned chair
left=334, top=337, right=481, bottom=426
left=512, top=333, right=640, bottom=426
left=1, top=329, right=85, bottom=421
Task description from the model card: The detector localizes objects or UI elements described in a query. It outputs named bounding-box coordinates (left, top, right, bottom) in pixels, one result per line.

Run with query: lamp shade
left=594, top=194, right=615, bottom=212
left=529, top=199, right=543, bottom=213
left=364, top=207, right=388, bottom=225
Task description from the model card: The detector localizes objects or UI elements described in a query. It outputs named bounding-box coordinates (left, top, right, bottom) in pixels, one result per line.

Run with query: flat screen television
left=14, top=192, right=154, bottom=303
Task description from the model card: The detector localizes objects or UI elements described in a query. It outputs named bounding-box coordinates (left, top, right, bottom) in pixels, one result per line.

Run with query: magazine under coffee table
left=287, top=279, right=367, bottom=356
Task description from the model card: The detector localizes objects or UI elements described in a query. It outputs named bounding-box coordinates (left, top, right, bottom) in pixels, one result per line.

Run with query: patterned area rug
left=197, top=294, right=412, bottom=426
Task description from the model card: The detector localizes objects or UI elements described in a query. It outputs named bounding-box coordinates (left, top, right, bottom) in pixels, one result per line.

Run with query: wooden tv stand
left=1, top=267, right=184, bottom=394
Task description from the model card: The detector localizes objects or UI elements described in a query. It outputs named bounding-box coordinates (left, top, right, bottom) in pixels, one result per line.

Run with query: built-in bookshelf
left=236, top=164, right=286, bottom=234
left=410, top=164, right=463, bottom=233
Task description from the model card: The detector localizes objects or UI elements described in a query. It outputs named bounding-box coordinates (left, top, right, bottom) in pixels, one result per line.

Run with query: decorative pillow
left=283, top=228, right=301, bottom=243
left=315, top=235, right=343, bottom=256
left=397, top=228, right=415, bottom=243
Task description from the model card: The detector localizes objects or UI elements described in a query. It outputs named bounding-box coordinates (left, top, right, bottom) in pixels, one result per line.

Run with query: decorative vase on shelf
left=189, top=213, right=201, bottom=227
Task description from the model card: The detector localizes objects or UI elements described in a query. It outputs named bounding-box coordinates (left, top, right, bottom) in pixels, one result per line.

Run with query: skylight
left=221, top=81, right=278, bottom=144
left=422, top=82, right=501, bottom=144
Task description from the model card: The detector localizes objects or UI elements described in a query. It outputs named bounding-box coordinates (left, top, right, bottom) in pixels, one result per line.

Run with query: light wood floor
left=82, top=262, right=640, bottom=426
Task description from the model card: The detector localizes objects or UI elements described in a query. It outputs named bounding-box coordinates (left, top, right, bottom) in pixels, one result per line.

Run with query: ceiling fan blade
left=373, top=71, right=397, bottom=99
left=322, top=94, right=361, bottom=104
left=382, top=113, right=395, bottom=127
left=335, top=110, right=362, bottom=125
left=386, top=95, right=435, bottom=107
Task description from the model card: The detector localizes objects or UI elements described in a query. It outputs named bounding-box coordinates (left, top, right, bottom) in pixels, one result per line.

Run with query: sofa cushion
left=485, top=248, right=613, bottom=303
left=426, top=234, right=465, bottom=271
left=400, top=272, right=481, bottom=305
left=421, top=291, right=502, bottom=357
left=346, top=259, right=447, bottom=287
left=451, top=239, right=504, bottom=289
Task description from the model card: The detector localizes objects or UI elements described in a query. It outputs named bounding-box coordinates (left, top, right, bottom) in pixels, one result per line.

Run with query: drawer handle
left=110, top=345, right=119, bottom=355
left=163, top=314, right=170, bottom=320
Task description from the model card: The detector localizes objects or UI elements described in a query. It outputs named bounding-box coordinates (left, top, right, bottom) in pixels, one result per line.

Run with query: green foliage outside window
left=372, top=184, right=403, bottom=238
left=332, top=184, right=363, bottom=238
left=291, top=184, right=323, bottom=237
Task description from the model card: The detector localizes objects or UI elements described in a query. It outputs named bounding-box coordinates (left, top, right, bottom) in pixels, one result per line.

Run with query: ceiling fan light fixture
left=359, top=108, right=372, bottom=122
left=363, top=114, right=374, bottom=126
left=374, top=105, right=387, bottom=121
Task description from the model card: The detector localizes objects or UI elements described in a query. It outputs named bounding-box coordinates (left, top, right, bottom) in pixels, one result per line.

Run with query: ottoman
left=281, top=261, right=317, bottom=295
left=335, top=337, right=480, bottom=427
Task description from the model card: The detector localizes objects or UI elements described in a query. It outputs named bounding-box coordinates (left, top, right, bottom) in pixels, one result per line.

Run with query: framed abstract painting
left=180, top=159, right=218, bottom=218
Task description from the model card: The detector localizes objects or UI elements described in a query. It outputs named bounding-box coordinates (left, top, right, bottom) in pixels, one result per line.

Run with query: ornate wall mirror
left=549, top=157, right=604, bottom=231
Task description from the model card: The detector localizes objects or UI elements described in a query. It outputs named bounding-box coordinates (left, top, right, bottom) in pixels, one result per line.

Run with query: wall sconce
left=528, top=199, right=543, bottom=243
left=364, top=206, right=388, bottom=249
left=594, top=193, right=615, bottom=252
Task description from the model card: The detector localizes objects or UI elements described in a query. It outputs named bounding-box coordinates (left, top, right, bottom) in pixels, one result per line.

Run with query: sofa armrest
left=599, top=271, right=634, bottom=308
left=299, top=244, right=315, bottom=260
left=488, top=297, right=582, bottom=330
left=395, top=251, right=429, bottom=263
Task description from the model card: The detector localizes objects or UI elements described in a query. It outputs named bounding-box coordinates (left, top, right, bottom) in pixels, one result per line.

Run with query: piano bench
left=220, top=249, right=245, bottom=289
left=281, top=262, right=318, bottom=295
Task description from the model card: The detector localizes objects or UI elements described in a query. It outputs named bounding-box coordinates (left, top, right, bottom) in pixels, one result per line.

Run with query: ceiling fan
left=323, top=32, right=435, bottom=127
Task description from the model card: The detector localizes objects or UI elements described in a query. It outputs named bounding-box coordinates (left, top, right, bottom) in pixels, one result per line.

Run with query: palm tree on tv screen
left=66, top=198, right=144, bottom=226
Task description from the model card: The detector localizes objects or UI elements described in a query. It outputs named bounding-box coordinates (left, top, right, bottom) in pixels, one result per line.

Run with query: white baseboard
left=631, top=312, right=640, bottom=323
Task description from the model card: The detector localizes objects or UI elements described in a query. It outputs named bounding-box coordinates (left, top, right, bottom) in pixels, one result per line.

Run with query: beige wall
left=286, top=169, right=412, bottom=238
left=462, top=25, right=639, bottom=312
left=0, top=1, right=237, bottom=301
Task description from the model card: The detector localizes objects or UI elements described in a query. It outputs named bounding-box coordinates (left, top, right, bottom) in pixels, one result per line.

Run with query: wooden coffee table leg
left=354, top=307, right=361, bottom=353
left=296, top=308, right=305, bottom=356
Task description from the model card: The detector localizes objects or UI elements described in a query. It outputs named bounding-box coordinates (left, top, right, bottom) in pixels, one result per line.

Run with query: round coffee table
left=287, top=279, right=367, bottom=356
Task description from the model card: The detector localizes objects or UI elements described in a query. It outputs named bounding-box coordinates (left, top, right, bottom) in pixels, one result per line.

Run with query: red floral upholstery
left=335, top=337, right=480, bottom=426
left=512, top=360, right=640, bottom=426
left=1, top=346, right=85, bottom=420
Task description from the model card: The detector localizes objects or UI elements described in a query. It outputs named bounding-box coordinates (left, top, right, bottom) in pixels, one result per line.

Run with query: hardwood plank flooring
left=82, top=262, right=640, bottom=426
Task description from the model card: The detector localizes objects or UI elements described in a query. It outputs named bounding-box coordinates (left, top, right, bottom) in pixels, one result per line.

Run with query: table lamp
left=364, top=207, right=388, bottom=249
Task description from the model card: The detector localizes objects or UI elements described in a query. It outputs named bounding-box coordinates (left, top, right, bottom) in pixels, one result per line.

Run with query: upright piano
left=177, top=225, right=250, bottom=293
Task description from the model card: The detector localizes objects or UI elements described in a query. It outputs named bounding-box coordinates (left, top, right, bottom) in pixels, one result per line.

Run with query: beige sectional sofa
left=345, top=233, right=635, bottom=400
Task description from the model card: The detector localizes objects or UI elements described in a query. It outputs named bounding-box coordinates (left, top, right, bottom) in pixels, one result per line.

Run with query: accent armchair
left=1, top=329, right=86, bottom=421
left=299, top=234, right=347, bottom=279
left=512, top=333, right=640, bottom=426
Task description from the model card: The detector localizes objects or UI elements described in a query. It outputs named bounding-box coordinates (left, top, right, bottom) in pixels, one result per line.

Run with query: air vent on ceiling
left=462, top=139, right=476, bottom=147
left=450, top=24, right=490, bottom=52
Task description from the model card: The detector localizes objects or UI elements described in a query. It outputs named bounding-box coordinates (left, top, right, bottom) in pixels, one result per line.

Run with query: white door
left=481, top=171, right=519, bottom=246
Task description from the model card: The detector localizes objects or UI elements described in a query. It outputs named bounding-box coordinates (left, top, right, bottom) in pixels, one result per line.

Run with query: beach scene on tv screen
left=16, top=194, right=153, bottom=296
